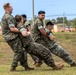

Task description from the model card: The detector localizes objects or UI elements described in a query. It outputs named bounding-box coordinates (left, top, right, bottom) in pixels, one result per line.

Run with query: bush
left=61, top=30, right=64, bottom=32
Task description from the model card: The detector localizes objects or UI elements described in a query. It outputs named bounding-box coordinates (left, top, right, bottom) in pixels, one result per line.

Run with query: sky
left=0, top=0, right=76, bottom=21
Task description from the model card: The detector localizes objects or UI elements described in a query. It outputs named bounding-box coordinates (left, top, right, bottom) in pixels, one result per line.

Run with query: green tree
left=71, top=18, right=76, bottom=28
left=64, top=17, right=68, bottom=25
left=51, top=19, right=57, bottom=24
left=56, top=17, right=63, bottom=23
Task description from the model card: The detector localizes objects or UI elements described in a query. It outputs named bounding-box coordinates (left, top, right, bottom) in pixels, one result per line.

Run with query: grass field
left=0, top=32, right=76, bottom=75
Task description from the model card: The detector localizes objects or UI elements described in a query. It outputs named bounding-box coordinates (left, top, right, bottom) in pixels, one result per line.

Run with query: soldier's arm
left=7, top=17, right=20, bottom=33
left=17, top=23, right=29, bottom=37
left=48, top=33, right=55, bottom=41
left=39, top=28, right=48, bottom=37
left=45, top=28, right=55, bottom=40
left=26, top=24, right=31, bottom=32
left=37, top=21, right=48, bottom=37
left=21, top=30, right=29, bottom=37
left=27, top=26, right=31, bottom=32
left=24, top=21, right=31, bottom=32
left=10, top=27, right=20, bottom=33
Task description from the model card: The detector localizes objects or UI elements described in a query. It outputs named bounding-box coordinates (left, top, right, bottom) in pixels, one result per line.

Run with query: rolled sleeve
left=20, top=28, right=27, bottom=32
left=38, top=26, right=44, bottom=30
left=7, top=17, right=15, bottom=28
left=48, top=33, right=53, bottom=36
left=45, top=28, right=50, bottom=33
left=9, top=24, right=15, bottom=27
left=37, top=19, right=44, bottom=30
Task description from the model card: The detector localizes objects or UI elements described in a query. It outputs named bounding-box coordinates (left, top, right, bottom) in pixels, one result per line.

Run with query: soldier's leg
left=26, top=42, right=64, bottom=70
left=7, top=37, right=32, bottom=71
left=33, top=39, right=49, bottom=66
left=19, top=49, right=28, bottom=67
left=30, top=54, right=40, bottom=63
left=28, top=39, right=45, bottom=67
left=20, top=50, right=34, bottom=70
left=50, top=44, right=76, bottom=66
left=30, top=54, right=43, bottom=67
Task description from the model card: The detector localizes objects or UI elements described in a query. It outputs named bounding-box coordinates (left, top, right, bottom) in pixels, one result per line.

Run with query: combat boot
left=24, top=66, right=34, bottom=71
left=70, top=62, right=76, bottom=67
left=53, top=63, right=64, bottom=70
left=10, top=67, right=16, bottom=72
left=34, top=62, right=43, bottom=67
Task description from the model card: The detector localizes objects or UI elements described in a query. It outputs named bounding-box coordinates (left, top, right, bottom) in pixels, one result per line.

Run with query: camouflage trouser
left=50, top=44, right=74, bottom=65
left=7, top=36, right=28, bottom=68
left=25, top=42, right=56, bottom=67
left=30, top=54, right=42, bottom=63
left=36, top=39, right=75, bottom=65
left=29, top=39, right=48, bottom=63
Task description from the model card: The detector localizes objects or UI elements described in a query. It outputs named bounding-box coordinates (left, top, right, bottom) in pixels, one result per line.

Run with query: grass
left=0, top=65, right=76, bottom=75
left=0, top=32, right=76, bottom=75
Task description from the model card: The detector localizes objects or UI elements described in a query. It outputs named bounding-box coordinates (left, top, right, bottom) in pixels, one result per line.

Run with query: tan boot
left=10, top=67, right=16, bottom=72
left=24, top=66, right=34, bottom=71
left=34, top=62, right=43, bottom=67
left=53, top=63, right=64, bottom=70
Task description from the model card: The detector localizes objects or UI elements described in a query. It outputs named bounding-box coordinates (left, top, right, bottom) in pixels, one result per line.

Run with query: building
left=53, top=23, right=65, bottom=32
left=53, top=23, right=76, bottom=32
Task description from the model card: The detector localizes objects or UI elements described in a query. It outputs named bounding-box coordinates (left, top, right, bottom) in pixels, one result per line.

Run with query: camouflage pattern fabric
left=32, top=17, right=75, bottom=65
left=1, top=12, right=28, bottom=68
left=16, top=23, right=56, bottom=67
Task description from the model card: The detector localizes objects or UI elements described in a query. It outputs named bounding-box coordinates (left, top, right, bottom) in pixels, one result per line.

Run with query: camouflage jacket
left=32, top=18, right=44, bottom=41
left=16, top=23, right=33, bottom=47
left=32, top=18, right=57, bottom=49
left=1, top=12, right=18, bottom=41
left=42, top=28, right=58, bottom=49
left=24, top=21, right=31, bottom=29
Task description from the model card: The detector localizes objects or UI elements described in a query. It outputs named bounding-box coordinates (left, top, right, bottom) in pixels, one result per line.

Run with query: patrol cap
left=38, top=11, right=45, bottom=14
left=21, top=14, right=27, bottom=18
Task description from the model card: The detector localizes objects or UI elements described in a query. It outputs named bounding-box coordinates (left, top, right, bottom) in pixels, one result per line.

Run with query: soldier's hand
left=21, top=31, right=29, bottom=37
left=27, top=31, right=31, bottom=35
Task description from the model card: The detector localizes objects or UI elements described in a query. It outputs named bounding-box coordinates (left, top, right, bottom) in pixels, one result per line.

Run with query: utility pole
left=32, top=0, right=34, bottom=26
left=63, top=12, right=65, bottom=30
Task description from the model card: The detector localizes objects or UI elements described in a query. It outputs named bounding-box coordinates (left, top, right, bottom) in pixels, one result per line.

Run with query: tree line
left=0, top=17, right=76, bottom=28
left=51, top=17, right=76, bottom=28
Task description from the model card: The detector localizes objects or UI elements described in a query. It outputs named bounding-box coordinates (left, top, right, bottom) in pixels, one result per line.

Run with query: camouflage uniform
left=24, top=21, right=31, bottom=30
left=32, top=18, right=75, bottom=65
left=1, top=12, right=28, bottom=68
left=16, top=23, right=57, bottom=68
left=24, top=21, right=42, bottom=64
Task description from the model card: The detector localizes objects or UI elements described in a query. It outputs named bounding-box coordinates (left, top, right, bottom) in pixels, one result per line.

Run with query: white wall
left=54, top=25, right=58, bottom=32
